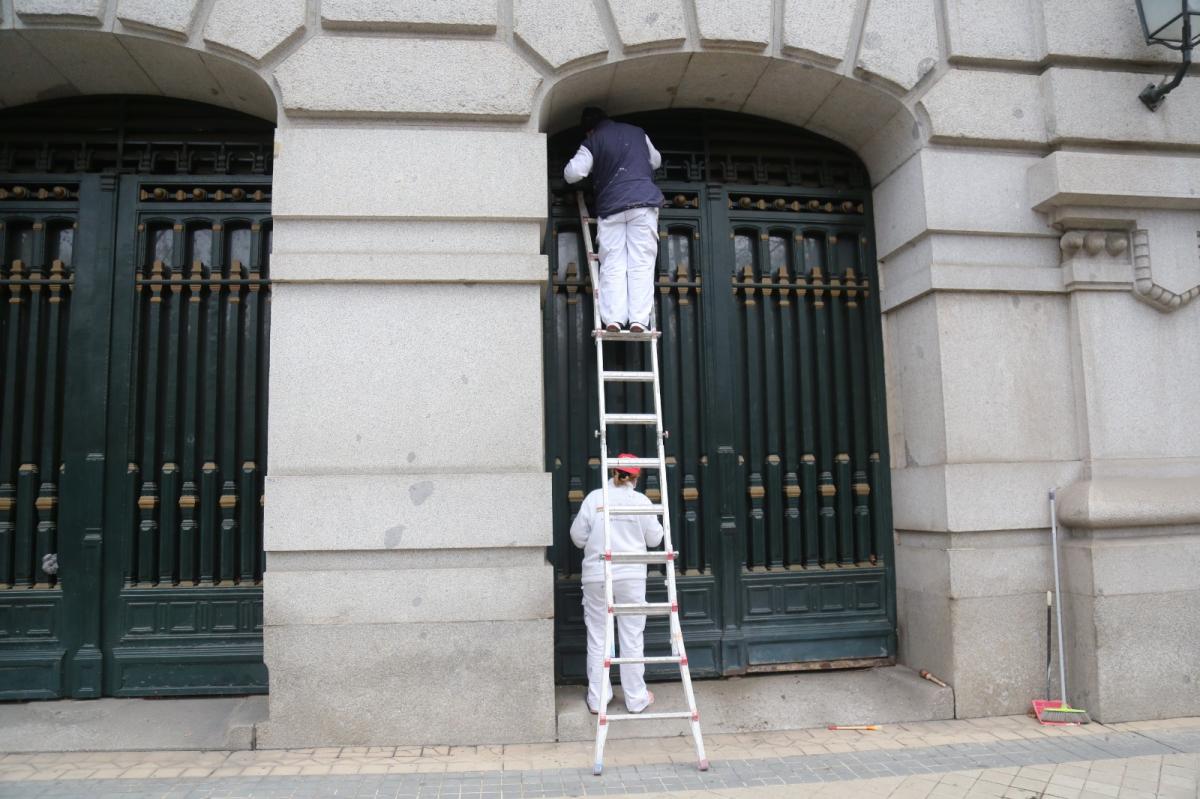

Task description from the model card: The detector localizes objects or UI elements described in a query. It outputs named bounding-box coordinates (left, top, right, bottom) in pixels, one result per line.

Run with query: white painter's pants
left=582, top=579, right=652, bottom=713
left=596, top=207, right=659, bottom=328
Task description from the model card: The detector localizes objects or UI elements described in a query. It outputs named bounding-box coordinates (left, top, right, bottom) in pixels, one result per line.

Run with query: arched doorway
left=544, top=110, right=896, bottom=682
left=0, top=96, right=273, bottom=698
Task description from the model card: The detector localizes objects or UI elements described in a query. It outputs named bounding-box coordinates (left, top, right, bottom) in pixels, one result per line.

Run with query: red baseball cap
left=614, top=453, right=641, bottom=476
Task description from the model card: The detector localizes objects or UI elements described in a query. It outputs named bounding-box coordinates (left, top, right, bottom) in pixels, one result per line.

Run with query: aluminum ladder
left=576, top=191, right=709, bottom=776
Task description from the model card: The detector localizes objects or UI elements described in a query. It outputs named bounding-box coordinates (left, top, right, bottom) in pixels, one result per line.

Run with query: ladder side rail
left=652, top=289, right=708, bottom=769
left=580, top=191, right=619, bottom=758
left=580, top=191, right=617, bottom=770
left=650, top=342, right=673, bottom=556
left=649, top=333, right=678, bottom=621
left=577, top=192, right=602, bottom=333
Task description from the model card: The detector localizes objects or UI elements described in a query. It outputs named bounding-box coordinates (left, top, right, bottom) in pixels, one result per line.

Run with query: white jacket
left=570, top=479, right=665, bottom=584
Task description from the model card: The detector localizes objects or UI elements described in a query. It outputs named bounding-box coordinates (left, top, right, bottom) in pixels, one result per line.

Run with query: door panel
left=0, top=191, right=77, bottom=696
left=103, top=177, right=271, bottom=695
left=722, top=195, right=893, bottom=669
left=0, top=97, right=274, bottom=699
left=545, top=111, right=896, bottom=682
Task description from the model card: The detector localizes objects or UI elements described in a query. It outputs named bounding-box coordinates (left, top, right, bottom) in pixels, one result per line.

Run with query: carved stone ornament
left=1058, top=225, right=1199, bottom=312
left=1030, top=151, right=1200, bottom=314
left=1130, top=229, right=1200, bottom=312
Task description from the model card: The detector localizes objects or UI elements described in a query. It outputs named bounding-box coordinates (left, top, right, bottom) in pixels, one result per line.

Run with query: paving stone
left=1, top=723, right=1199, bottom=798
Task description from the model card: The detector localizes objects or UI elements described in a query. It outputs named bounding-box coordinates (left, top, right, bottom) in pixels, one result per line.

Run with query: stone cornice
left=1058, top=477, right=1200, bottom=529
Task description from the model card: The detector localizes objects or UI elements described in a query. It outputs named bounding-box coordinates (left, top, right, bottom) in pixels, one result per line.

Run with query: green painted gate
left=0, top=97, right=272, bottom=698
left=545, top=111, right=896, bottom=682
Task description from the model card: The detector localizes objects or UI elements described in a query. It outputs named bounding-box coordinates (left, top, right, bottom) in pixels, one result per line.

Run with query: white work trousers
left=596, top=207, right=659, bottom=328
left=582, top=579, right=652, bottom=713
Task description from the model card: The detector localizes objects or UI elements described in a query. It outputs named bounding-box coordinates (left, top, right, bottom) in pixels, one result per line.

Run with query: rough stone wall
left=2, top=0, right=1198, bottom=734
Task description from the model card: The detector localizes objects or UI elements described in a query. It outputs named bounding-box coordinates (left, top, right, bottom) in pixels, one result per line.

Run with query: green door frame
left=1, top=96, right=276, bottom=699
left=61, top=172, right=120, bottom=697
left=101, top=174, right=270, bottom=696
left=545, top=111, right=897, bottom=683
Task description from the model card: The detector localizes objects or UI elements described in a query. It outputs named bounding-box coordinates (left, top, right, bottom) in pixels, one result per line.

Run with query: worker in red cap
left=570, top=453, right=664, bottom=715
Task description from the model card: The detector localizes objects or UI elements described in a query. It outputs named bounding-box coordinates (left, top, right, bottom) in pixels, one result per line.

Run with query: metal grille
left=0, top=97, right=272, bottom=176
left=729, top=212, right=882, bottom=571
left=126, top=200, right=271, bottom=587
left=548, top=110, right=868, bottom=191
left=0, top=185, right=78, bottom=589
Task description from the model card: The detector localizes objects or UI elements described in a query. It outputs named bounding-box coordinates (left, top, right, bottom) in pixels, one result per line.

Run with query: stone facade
left=2, top=0, right=1198, bottom=741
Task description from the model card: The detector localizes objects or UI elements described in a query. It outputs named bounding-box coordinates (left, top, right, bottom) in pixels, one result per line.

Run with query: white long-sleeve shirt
left=570, top=479, right=665, bottom=584
left=563, top=136, right=663, bottom=184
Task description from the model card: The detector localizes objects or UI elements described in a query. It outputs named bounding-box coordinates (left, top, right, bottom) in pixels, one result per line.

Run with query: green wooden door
left=0, top=97, right=273, bottom=699
left=545, top=111, right=897, bottom=681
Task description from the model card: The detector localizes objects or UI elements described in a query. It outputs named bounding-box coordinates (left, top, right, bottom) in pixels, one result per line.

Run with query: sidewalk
left=1, top=714, right=1197, bottom=798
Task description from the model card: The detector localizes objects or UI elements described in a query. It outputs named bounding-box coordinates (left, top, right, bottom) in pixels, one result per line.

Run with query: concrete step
left=0, top=696, right=266, bottom=752
left=555, top=665, right=953, bottom=741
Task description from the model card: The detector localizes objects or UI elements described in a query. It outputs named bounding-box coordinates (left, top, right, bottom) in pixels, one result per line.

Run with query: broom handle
left=1050, top=489, right=1068, bottom=704
left=1045, top=590, right=1052, bottom=701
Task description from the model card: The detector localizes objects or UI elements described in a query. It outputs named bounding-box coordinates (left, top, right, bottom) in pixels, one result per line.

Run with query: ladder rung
left=584, top=217, right=598, bottom=224
left=612, top=602, right=674, bottom=616
left=593, top=329, right=661, bottom=341
left=603, top=457, right=661, bottom=469
left=587, top=252, right=600, bottom=260
left=602, top=370, right=655, bottom=382
left=603, top=711, right=695, bottom=722
left=604, top=413, right=657, bottom=425
left=608, top=550, right=674, bottom=564
left=605, top=504, right=664, bottom=516
left=609, top=655, right=685, bottom=665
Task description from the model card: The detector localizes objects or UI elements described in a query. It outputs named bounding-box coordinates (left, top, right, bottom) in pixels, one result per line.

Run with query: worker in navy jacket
left=564, top=107, right=664, bottom=332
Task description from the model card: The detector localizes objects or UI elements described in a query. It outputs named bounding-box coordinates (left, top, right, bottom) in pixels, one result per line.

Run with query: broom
left=1034, top=489, right=1091, bottom=725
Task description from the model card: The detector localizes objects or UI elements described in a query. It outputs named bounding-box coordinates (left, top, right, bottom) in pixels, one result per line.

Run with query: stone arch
left=0, top=7, right=284, bottom=121
left=534, top=51, right=922, bottom=186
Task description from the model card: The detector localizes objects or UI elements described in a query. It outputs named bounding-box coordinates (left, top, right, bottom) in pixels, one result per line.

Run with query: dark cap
left=580, top=106, right=607, bottom=131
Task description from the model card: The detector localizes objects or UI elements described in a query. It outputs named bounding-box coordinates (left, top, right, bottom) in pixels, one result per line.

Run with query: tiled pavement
left=0, top=716, right=1197, bottom=798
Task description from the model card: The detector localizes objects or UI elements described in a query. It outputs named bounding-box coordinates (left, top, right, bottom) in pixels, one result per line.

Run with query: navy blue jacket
left=582, top=120, right=664, bottom=219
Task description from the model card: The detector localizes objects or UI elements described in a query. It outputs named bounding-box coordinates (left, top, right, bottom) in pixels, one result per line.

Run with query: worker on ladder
left=570, top=454, right=664, bottom=715
left=563, top=107, right=664, bottom=333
